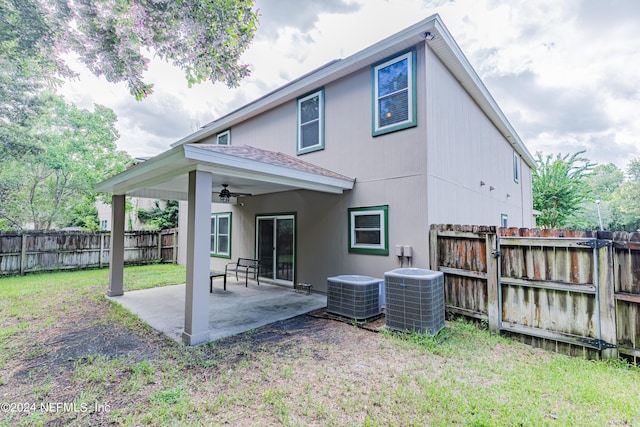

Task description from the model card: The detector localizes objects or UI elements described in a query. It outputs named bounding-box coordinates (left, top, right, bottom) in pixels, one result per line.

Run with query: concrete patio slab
left=107, top=280, right=326, bottom=343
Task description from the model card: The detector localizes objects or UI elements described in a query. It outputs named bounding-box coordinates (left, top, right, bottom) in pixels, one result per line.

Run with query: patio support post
left=182, top=170, right=212, bottom=345
left=108, top=194, right=126, bottom=297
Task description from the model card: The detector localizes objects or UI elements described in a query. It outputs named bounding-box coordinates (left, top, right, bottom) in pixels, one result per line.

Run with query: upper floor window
left=216, top=130, right=231, bottom=145
left=372, top=51, right=417, bottom=136
left=297, top=89, right=324, bottom=155
left=501, top=214, right=508, bottom=228
left=513, top=151, right=520, bottom=183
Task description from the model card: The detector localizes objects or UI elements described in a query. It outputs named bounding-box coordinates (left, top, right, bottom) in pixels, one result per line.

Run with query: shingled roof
left=188, top=144, right=352, bottom=181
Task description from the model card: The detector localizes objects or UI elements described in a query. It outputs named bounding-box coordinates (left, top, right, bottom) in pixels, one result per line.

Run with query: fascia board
left=193, top=163, right=352, bottom=194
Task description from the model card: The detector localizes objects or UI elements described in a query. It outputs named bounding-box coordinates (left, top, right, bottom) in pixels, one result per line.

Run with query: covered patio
left=108, top=279, right=326, bottom=342
left=96, top=144, right=354, bottom=345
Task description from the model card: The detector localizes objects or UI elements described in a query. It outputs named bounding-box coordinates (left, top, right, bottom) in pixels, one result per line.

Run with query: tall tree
left=1, top=0, right=258, bottom=160
left=532, top=150, right=595, bottom=228
left=564, top=163, right=626, bottom=230
left=0, top=95, right=131, bottom=230
left=587, top=163, right=625, bottom=201
left=1, top=0, right=77, bottom=159
left=609, top=182, right=640, bottom=231
left=1, top=0, right=258, bottom=100
left=627, top=157, right=640, bottom=182
left=608, top=157, right=640, bottom=231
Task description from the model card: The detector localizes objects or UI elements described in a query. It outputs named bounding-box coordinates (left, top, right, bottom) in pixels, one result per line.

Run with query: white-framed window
left=100, top=220, right=108, bottom=230
left=501, top=214, right=508, bottom=228
left=372, top=50, right=417, bottom=136
left=210, top=212, right=231, bottom=258
left=216, top=130, right=231, bottom=145
left=348, top=205, right=389, bottom=255
left=297, top=89, right=324, bottom=154
left=513, top=151, right=520, bottom=183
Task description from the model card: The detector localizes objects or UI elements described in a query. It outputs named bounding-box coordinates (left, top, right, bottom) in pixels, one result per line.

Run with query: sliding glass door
left=256, top=215, right=295, bottom=285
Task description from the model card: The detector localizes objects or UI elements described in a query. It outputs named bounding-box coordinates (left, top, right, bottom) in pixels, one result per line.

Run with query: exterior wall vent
left=327, top=275, right=384, bottom=320
left=384, top=268, right=444, bottom=336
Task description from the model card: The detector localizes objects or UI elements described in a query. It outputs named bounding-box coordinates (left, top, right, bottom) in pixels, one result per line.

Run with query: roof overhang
left=170, top=14, right=536, bottom=168
left=95, top=145, right=355, bottom=201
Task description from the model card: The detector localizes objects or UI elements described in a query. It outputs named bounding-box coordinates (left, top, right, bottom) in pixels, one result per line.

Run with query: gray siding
left=424, top=44, right=534, bottom=227
left=207, top=44, right=432, bottom=291
left=199, top=40, right=534, bottom=292
left=210, top=177, right=429, bottom=294
left=227, top=45, right=428, bottom=183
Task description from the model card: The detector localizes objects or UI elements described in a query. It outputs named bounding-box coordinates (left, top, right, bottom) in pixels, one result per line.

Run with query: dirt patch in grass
left=14, top=323, right=158, bottom=379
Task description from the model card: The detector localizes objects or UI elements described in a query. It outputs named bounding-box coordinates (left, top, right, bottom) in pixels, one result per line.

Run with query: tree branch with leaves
left=0, top=95, right=131, bottom=230
left=532, top=150, right=595, bottom=228
left=1, top=0, right=258, bottom=100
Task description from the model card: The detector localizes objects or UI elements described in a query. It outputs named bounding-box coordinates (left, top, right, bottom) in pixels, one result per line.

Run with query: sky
left=60, top=0, right=640, bottom=170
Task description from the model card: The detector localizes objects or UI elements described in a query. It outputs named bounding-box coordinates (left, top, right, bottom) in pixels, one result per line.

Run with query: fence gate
left=429, top=225, right=622, bottom=360
left=497, top=235, right=617, bottom=359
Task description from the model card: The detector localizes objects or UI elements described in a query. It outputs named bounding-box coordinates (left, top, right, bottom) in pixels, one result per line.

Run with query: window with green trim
left=216, top=130, right=231, bottom=145
left=297, top=89, right=324, bottom=154
left=210, top=212, right=231, bottom=257
left=348, top=205, right=389, bottom=255
left=513, top=151, right=520, bottom=183
left=372, top=51, right=416, bottom=136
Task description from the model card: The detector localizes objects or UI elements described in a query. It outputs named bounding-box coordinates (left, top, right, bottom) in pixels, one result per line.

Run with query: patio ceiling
left=95, top=144, right=355, bottom=201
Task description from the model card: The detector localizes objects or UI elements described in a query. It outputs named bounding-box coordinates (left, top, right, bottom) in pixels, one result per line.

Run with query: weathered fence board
left=0, top=229, right=178, bottom=276
left=431, top=225, right=639, bottom=362
left=611, top=231, right=640, bottom=363
left=429, top=225, right=494, bottom=324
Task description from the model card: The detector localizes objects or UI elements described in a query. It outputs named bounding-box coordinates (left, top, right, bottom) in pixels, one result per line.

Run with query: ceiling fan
left=218, top=184, right=252, bottom=202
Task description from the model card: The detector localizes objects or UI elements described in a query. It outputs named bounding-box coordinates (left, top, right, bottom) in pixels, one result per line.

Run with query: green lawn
left=1, top=265, right=639, bottom=426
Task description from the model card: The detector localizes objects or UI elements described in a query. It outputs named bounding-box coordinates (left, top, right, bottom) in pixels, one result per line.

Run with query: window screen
left=373, top=51, right=416, bottom=136
left=297, top=89, right=324, bottom=154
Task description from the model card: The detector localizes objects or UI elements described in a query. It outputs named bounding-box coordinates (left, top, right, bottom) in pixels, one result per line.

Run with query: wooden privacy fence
left=0, top=229, right=178, bottom=276
left=430, top=224, right=640, bottom=363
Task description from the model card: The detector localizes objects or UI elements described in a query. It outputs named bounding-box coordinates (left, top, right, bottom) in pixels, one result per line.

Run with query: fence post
left=598, top=244, right=618, bottom=359
left=172, top=229, right=178, bottom=264
left=486, top=232, right=500, bottom=332
left=157, top=231, right=162, bottom=262
left=429, top=226, right=439, bottom=271
left=20, top=234, right=27, bottom=276
left=99, top=233, right=105, bottom=269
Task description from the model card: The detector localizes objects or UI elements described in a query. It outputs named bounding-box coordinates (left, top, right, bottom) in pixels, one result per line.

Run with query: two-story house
left=97, top=14, right=535, bottom=344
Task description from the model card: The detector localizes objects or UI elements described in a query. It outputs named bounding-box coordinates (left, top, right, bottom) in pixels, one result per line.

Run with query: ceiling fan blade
left=219, top=184, right=252, bottom=198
